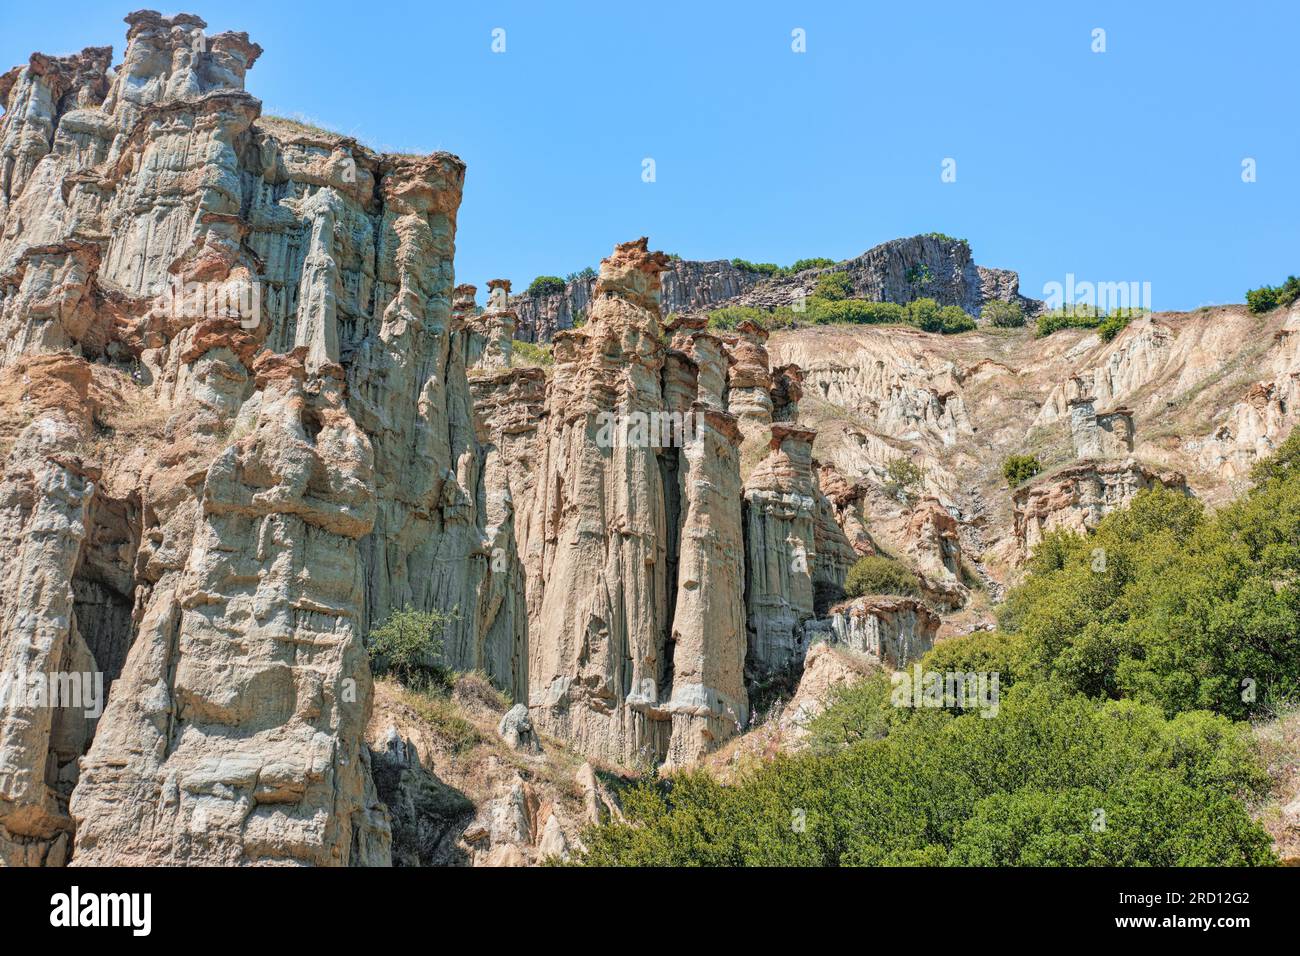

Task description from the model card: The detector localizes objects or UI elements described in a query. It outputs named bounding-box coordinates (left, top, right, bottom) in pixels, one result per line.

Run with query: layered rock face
left=511, top=236, right=1040, bottom=342
left=741, top=425, right=819, bottom=676
left=524, top=239, right=750, bottom=767
left=816, top=597, right=939, bottom=669
left=1069, top=396, right=1134, bottom=458
left=0, top=10, right=509, bottom=866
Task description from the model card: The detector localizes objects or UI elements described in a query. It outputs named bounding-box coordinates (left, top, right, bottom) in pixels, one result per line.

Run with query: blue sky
left=4, top=1, right=1297, bottom=310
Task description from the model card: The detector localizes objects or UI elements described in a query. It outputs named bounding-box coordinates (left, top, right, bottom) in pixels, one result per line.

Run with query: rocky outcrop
left=1069, top=396, right=1134, bottom=459
left=0, top=10, right=509, bottom=866
left=733, top=235, right=1041, bottom=319
left=1013, top=459, right=1189, bottom=557
left=464, top=280, right=515, bottom=371
left=466, top=366, right=544, bottom=704
left=525, top=238, right=749, bottom=767
left=816, top=596, right=939, bottom=668
left=776, top=641, right=878, bottom=744
left=512, top=236, right=1040, bottom=342
left=904, top=498, right=965, bottom=587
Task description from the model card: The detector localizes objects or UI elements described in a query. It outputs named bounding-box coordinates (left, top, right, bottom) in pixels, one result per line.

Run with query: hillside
left=0, top=9, right=1297, bottom=869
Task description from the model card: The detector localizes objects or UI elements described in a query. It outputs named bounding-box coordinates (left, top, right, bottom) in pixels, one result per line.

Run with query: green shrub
left=844, top=555, right=922, bottom=599
left=938, top=305, right=976, bottom=334
left=812, top=299, right=908, bottom=326
left=1097, top=312, right=1131, bottom=342
left=789, top=257, right=836, bottom=273
left=924, top=232, right=968, bottom=248
left=730, top=258, right=782, bottom=276
left=1002, top=454, right=1042, bottom=487
left=1000, top=464, right=1300, bottom=719
left=565, top=266, right=596, bottom=282
left=1246, top=276, right=1299, bottom=314
left=921, top=630, right=1033, bottom=692
left=367, top=606, right=456, bottom=691
left=1246, top=286, right=1278, bottom=314
left=1036, top=307, right=1103, bottom=337
left=814, top=272, right=854, bottom=301
left=526, top=275, right=567, bottom=297
left=905, top=264, right=934, bottom=288
left=982, top=300, right=1025, bottom=328
left=1037, top=306, right=1145, bottom=338
left=907, top=297, right=943, bottom=332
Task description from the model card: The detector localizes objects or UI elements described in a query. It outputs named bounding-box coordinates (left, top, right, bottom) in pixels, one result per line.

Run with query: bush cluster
left=1246, top=276, right=1300, bottom=314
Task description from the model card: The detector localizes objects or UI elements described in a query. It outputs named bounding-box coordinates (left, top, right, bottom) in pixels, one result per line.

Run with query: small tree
left=883, top=457, right=924, bottom=502
left=1002, top=453, right=1042, bottom=487
left=367, top=606, right=456, bottom=691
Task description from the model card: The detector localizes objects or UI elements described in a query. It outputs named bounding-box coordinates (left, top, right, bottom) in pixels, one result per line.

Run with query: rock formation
left=815, top=596, right=939, bottom=669
left=464, top=279, right=515, bottom=371
left=742, top=424, right=819, bottom=677
left=3, top=10, right=1298, bottom=870
left=1013, top=459, right=1188, bottom=556
left=512, top=236, right=1041, bottom=342
left=0, top=10, right=511, bottom=866
left=512, top=258, right=767, bottom=343
left=524, top=238, right=750, bottom=767
left=1068, top=396, right=1134, bottom=459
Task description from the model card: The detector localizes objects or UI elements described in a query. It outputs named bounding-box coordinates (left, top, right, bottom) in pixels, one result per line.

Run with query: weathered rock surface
left=732, top=235, right=1041, bottom=319
left=742, top=424, right=819, bottom=677
left=816, top=596, right=939, bottom=668
left=768, top=305, right=1299, bottom=588
left=524, top=238, right=751, bottom=767
left=0, top=10, right=510, bottom=866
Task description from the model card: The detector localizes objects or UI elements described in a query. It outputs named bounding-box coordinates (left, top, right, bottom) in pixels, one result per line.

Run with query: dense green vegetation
left=578, top=680, right=1272, bottom=866
left=923, top=232, right=969, bottom=249
left=1246, top=275, right=1300, bottom=314
left=511, top=339, right=553, bottom=367
left=844, top=556, right=923, bottom=600
left=814, top=272, right=854, bottom=301
left=1002, top=453, right=1042, bottom=487
left=525, top=275, right=567, bottom=297
left=574, top=434, right=1300, bottom=866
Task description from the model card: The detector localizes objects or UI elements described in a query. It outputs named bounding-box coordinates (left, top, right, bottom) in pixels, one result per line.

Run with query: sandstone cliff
left=0, top=10, right=509, bottom=866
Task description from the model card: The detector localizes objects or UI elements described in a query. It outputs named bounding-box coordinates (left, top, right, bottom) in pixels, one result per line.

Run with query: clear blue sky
left=4, top=1, right=1297, bottom=310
